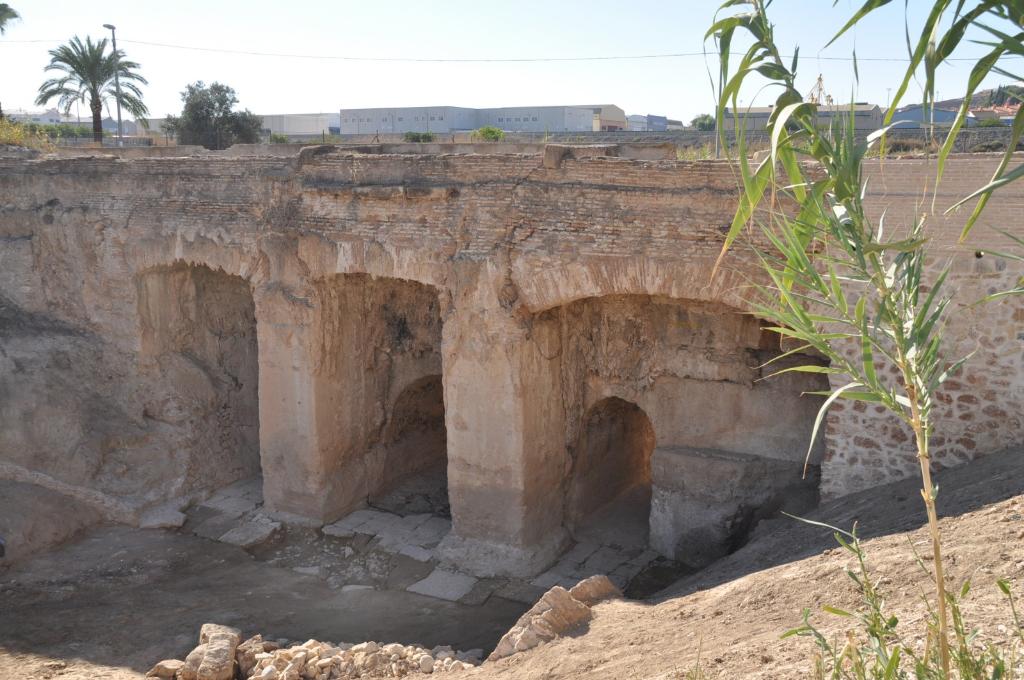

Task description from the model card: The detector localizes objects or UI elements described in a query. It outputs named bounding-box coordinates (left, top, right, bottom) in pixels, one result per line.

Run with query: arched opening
left=369, top=374, right=449, bottom=516
left=567, top=397, right=655, bottom=549
left=137, top=262, right=260, bottom=493
left=312, top=274, right=448, bottom=520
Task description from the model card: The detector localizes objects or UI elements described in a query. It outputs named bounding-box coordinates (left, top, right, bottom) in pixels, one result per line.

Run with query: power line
left=3, top=37, right=1021, bottom=63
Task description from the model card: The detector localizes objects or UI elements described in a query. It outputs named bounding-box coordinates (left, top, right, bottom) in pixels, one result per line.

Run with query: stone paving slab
left=199, top=477, right=262, bottom=518
left=407, top=516, right=452, bottom=547
left=493, top=580, right=547, bottom=605
left=579, top=545, right=630, bottom=576
left=219, top=516, right=281, bottom=549
left=407, top=568, right=478, bottom=602
left=458, top=578, right=502, bottom=606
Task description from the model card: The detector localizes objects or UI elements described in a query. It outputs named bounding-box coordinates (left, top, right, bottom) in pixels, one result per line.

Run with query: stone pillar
left=254, top=283, right=336, bottom=521
left=437, top=303, right=570, bottom=578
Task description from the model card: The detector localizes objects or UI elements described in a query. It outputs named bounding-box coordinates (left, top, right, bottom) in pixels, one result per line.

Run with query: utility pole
left=103, top=23, right=124, bottom=147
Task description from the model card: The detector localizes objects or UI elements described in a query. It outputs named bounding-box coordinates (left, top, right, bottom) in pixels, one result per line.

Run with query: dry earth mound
left=471, top=446, right=1024, bottom=679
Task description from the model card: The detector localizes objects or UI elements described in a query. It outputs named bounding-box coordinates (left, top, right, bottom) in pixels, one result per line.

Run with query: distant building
left=666, top=119, right=684, bottom=131
left=336, top=105, right=627, bottom=134
left=890, top=104, right=966, bottom=128
left=627, top=114, right=669, bottom=132
left=260, top=112, right=339, bottom=136
left=722, top=103, right=882, bottom=131
left=7, top=107, right=136, bottom=134
left=971, top=103, right=1020, bottom=124
left=6, top=108, right=63, bottom=125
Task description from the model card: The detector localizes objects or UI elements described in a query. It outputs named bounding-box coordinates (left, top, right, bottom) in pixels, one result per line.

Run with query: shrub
left=786, top=523, right=1024, bottom=679
left=471, top=126, right=505, bottom=142
left=268, top=133, right=289, bottom=144
left=403, top=131, right=434, bottom=143
left=970, top=140, right=1006, bottom=153
left=0, top=118, right=52, bottom=150
left=976, top=117, right=1008, bottom=128
left=886, top=138, right=926, bottom=153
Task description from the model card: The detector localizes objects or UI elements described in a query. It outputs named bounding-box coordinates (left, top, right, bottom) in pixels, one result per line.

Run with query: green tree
left=690, top=113, right=715, bottom=131
left=0, top=4, right=19, bottom=34
left=35, top=36, right=148, bottom=143
left=163, top=81, right=263, bottom=150
left=472, top=125, right=505, bottom=142
left=34, top=36, right=147, bottom=142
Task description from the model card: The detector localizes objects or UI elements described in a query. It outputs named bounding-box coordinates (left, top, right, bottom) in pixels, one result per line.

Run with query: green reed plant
left=706, top=0, right=982, bottom=674
left=783, top=521, right=1023, bottom=679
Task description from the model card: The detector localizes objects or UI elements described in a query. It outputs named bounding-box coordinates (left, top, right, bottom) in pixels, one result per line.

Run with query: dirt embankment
left=474, top=447, right=1024, bottom=679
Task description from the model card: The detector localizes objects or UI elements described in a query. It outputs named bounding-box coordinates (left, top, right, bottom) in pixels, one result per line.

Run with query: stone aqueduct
left=1, top=146, right=1021, bottom=576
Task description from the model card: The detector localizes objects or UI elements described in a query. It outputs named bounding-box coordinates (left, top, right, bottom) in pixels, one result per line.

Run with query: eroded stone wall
left=137, top=263, right=261, bottom=490
left=1, top=149, right=1021, bottom=573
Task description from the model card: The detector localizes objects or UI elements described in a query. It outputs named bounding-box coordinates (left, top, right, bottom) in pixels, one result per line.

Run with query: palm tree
left=35, top=35, right=148, bottom=143
left=0, top=4, right=18, bottom=35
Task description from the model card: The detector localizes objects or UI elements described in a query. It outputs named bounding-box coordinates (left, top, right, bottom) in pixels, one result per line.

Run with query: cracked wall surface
left=1, top=148, right=1021, bottom=575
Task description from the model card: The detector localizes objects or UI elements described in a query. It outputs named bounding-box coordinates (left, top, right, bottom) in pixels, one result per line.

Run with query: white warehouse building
left=337, top=105, right=627, bottom=134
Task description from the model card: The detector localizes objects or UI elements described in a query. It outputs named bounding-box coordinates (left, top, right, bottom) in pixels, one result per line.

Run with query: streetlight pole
left=103, top=23, right=124, bottom=147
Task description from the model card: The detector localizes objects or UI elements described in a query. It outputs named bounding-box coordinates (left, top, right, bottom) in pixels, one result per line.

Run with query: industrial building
left=722, top=103, right=883, bottom=131
left=337, top=104, right=627, bottom=134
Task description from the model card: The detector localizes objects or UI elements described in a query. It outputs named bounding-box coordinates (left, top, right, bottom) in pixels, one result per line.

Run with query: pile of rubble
left=147, top=576, right=623, bottom=679
left=244, top=639, right=479, bottom=678
left=147, top=624, right=480, bottom=680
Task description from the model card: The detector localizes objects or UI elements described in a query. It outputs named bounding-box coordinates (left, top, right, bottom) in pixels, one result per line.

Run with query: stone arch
left=566, top=397, right=656, bottom=544
left=513, top=255, right=758, bottom=315
left=136, top=261, right=261, bottom=492
left=369, top=374, right=449, bottom=515
left=309, top=273, right=448, bottom=518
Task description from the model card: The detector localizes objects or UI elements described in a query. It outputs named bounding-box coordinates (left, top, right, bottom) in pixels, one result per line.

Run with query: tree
left=164, top=82, right=263, bottom=150
left=690, top=113, right=715, bottom=131
left=35, top=36, right=148, bottom=143
left=0, top=4, right=19, bottom=34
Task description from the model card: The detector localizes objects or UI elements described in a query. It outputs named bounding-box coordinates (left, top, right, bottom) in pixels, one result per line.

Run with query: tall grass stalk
left=705, top=1, right=980, bottom=673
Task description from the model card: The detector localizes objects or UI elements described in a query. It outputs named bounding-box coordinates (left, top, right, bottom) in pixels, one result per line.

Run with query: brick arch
left=512, top=255, right=757, bottom=314
left=131, top=242, right=269, bottom=289
left=296, top=235, right=451, bottom=295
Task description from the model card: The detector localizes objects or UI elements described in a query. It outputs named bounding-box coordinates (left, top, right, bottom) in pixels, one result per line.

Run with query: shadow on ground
left=0, top=526, right=527, bottom=677
left=659, top=445, right=1024, bottom=602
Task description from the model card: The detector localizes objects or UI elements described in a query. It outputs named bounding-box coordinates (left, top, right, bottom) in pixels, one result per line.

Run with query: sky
left=0, top=0, right=1020, bottom=124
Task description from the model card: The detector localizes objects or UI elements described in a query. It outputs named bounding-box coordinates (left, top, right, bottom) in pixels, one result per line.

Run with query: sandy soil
left=1, top=447, right=1021, bottom=680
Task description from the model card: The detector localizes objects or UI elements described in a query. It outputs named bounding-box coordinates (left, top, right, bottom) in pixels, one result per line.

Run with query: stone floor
left=182, top=475, right=685, bottom=609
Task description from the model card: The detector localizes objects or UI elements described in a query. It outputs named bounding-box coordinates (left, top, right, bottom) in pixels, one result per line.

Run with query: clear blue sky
left=0, top=0, right=1018, bottom=123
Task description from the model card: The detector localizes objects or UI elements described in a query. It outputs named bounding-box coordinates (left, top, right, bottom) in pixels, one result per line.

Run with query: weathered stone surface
left=138, top=502, right=187, bottom=530
left=406, top=568, right=478, bottom=602
left=488, top=585, right=593, bottom=661
left=568, top=574, right=622, bottom=606
left=649, top=446, right=816, bottom=567
left=145, top=658, right=183, bottom=678
left=2, top=150, right=1021, bottom=579
left=219, top=515, right=282, bottom=549
left=235, top=635, right=266, bottom=677
left=179, top=624, right=243, bottom=680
